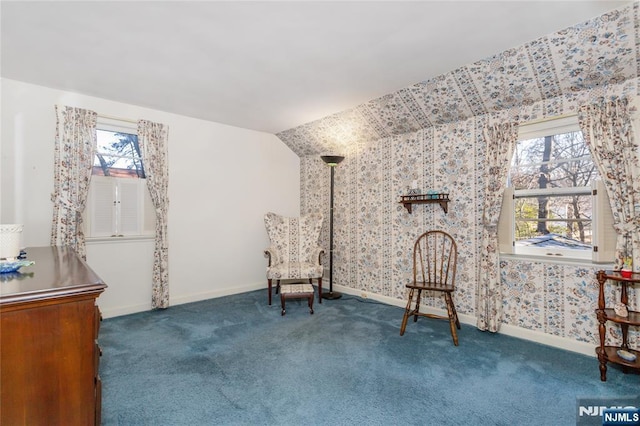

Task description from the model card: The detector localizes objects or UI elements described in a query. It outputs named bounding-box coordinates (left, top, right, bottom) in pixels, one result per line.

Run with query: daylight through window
left=500, top=116, right=615, bottom=261
left=85, top=118, right=155, bottom=239
left=93, top=129, right=145, bottom=178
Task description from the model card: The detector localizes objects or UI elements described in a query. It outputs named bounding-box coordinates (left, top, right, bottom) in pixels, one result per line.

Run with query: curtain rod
left=97, top=113, right=138, bottom=125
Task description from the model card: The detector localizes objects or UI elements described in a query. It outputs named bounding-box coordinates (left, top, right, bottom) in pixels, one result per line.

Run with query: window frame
left=93, top=117, right=145, bottom=178
left=498, top=115, right=615, bottom=263
left=84, top=117, right=155, bottom=241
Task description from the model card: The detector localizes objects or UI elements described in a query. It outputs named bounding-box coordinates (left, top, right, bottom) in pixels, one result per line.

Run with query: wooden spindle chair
left=400, top=230, right=460, bottom=345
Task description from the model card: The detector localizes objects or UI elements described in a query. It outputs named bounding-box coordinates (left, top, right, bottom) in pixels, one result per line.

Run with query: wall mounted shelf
left=399, top=193, right=450, bottom=214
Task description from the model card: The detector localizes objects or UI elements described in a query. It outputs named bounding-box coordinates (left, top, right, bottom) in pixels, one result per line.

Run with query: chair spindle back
left=413, top=230, right=457, bottom=288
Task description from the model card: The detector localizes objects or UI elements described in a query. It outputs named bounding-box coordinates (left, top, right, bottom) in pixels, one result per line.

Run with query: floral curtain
left=138, top=120, right=170, bottom=309
left=50, top=105, right=97, bottom=259
left=478, top=121, right=519, bottom=332
left=578, top=98, right=640, bottom=272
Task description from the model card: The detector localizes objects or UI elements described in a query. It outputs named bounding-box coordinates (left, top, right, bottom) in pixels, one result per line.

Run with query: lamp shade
left=321, top=155, right=345, bottom=166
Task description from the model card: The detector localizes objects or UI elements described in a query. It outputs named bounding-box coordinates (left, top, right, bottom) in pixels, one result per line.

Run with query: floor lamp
left=321, top=155, right=344, bottom=300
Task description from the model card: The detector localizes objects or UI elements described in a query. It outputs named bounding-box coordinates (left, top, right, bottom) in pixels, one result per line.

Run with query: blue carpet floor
left=99, top=290, right=639, bottom=425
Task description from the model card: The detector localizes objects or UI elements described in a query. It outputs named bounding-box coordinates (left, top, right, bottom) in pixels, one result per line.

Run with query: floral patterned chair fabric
left=264, top=212, right=324, bottom=305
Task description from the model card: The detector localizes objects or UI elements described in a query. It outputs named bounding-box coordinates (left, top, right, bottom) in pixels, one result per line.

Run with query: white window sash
left=499, top=181, right=615, bottom=261
left=514, top=186, right=592, bottom=198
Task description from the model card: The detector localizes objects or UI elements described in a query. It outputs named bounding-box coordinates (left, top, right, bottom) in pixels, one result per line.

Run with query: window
left=499, top=116, right=615, bottom=262
left=85, top=117, right=155, bottom=238
left=93, top=127, right=145, bottom=178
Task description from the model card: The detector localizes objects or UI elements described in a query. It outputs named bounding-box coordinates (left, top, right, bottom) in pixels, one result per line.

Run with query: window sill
left=499, top=252, right=614, bottom=268
left=86, top=235, right=155, bottom=244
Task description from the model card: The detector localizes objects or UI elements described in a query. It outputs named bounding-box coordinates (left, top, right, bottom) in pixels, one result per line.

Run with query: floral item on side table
left=621, top=257, right=633, bottom=278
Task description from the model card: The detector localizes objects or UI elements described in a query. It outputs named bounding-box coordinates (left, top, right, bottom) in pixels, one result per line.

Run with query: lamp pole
left=321, top=155, right=344, bottom=300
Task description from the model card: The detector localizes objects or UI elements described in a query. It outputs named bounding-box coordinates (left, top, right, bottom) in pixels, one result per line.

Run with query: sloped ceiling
left=277, top=3, right=640, bottom=157
left=1, top=1, right=633, bottom=137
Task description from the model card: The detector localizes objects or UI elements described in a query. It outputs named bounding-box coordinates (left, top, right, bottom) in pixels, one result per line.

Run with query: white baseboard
left=169, top=282, right=265, bottom=306
left=335, top=284, right=597, bottom=358
left=100, top=302, right=152, bottom=319
left=497, top=324, right=596, bottom=357
left=100, top=282, right=265, bottom=319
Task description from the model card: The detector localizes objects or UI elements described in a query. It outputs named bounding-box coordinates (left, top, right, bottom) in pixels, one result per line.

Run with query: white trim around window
left=498, top=116, right=616, bottom=264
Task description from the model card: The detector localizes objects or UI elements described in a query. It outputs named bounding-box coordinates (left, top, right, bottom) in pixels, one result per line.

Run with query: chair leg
left=450, top=296, right=461, bottom=329
left=317, top=277, right=322, bottom=304
left=445, top=293, right=459, bottom=346
left=281, top=292, right=286, bottom=316
left=400, top=288, right=415, bottom=336
left=276, top=279, right=280, bottom=295
left=308, top=293, right=314, bottom=314
left=268, top=279, right=272, bottom=305
left=413, top=289, right=422, bottom=322
left=444, top=293, right=460, bottom=329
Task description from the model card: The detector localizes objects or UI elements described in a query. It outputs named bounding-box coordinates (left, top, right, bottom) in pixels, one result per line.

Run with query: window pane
left=515, top=221, right=592, bottom=249
left=515, top=194, right=592, bottom=220
left=93, top=155, right=126, bottom=169
left=93, top=155, right=144, bottom=178
left=94, top=129, right=145, bottom=178
left=510, top=131, right=596, bottom=191
left=515, top=194, right=592, bottom=245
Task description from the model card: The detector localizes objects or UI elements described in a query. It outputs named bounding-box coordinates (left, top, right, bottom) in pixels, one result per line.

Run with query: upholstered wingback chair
left=264, top=212, right=324, bottom=305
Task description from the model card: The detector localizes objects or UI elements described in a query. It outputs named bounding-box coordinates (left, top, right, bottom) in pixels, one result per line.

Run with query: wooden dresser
left=0, top=246, right=107, bottom=425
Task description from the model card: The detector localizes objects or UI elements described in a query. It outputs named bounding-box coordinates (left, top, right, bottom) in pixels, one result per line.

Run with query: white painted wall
left=1, top=78, right=300, bottom=318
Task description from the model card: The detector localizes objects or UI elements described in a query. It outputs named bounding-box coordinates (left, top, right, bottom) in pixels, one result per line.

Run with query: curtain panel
left=477, top=121, right=519, bottom=332
left=50, top=105, right=97, bottom=259
left=578, top=98, right=640, bottom=273
left=138, top=120, right=170, bottom=309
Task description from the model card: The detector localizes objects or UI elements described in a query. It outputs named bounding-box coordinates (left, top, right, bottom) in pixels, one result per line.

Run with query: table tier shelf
left=602, top=308, right=640, bottom=325
left=595, top=269, right=640, bottom=381
left=596, top=346, right=640, bottom=369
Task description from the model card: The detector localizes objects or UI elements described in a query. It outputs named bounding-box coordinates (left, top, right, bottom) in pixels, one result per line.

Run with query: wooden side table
left=595, top=269, right=640, bottom=381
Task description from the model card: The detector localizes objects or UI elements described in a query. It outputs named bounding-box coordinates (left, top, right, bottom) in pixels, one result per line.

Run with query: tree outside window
left=93, top=130, right=145, bottom=178
left=509, top=130, right=597, bottom=248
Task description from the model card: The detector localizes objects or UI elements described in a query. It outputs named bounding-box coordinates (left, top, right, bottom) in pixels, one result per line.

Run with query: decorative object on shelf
left=321, top=155, right=344, bottom=300
left=0, top=224, right=24, bottom=260
left=621, top=256, right=633, bottom=278
left=614, top=302, right=629, bottom=318
left=0, top=271, right=34, bottom=282
left=0, top=260, right=34, bottom=274
left=426, top=189, right=441, bottom=199
left=399, top=193, right=450, bottom=214
left=407, top=180, right=421, bottom=195
left=617, top=349, right=637, bottom=362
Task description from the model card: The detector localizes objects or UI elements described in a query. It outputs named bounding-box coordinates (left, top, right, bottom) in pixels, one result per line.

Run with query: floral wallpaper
left=278, top=4, right=639, bottom=156
left=501, top=259, right=638, bottom=348
left=286, top=4, right=640, bottom=348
